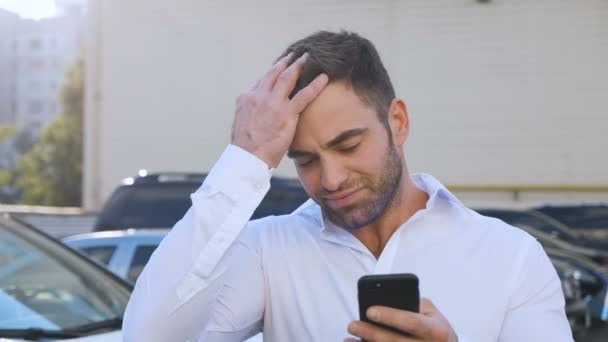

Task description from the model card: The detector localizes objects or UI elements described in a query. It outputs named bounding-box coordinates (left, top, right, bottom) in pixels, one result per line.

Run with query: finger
left=343, top=338, right=359, bottom=342
left=272, top=52, right=309, bottom=98
left=250, top=78, right=261, bottom=91
left=347, top=320, right=416, bottom=342
left=257, top=52, right=294, bottom=91
left=367, top=306, right=434, bottom=338
left=420, top=298, right=436, bottom=315
left=289, top=73, right=329, bottom=113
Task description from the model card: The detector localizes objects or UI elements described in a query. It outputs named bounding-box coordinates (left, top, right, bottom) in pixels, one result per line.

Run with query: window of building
left=30, top=39, right=42, bottom=50
left=28, top=100, right=43, bottom=115
left=29, top=80, right=41, bottom=90
left=29, top=59, right=44, bottom=69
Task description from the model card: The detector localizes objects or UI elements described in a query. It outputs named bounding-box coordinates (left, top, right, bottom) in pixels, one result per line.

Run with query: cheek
left=296, top=167, right=320, bottom=197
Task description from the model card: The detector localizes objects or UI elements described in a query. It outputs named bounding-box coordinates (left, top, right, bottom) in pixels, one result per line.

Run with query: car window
left=127, top=245, right=157, bottom=283
left=78, top=246, right=117, bottom=266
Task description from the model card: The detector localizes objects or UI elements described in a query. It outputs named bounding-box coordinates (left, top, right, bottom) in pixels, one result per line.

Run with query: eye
left=340, top=143, right=360, bottom=153
left=296, top=158, right=315, bottom=167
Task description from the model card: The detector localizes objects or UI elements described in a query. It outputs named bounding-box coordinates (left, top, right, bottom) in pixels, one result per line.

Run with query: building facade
left=84, top=0, right=608, bottom=210
left=0, top=10, right=18, bottom=124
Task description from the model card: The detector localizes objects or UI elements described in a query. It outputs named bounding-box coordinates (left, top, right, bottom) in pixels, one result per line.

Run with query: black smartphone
left=358, top=273, right=419, bottom=336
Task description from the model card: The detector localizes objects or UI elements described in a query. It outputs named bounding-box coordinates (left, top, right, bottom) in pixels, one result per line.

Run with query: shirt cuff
left=200, top=144, right=273, bottom=199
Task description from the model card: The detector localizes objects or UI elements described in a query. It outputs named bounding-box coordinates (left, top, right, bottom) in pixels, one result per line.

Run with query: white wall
left=84, top=0, right=608, bottom=210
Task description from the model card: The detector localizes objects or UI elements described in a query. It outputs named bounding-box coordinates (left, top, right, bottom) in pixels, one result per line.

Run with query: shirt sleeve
left=498, top=239, right=574, bottom=341
left=122, top=145, right=271, bottom=342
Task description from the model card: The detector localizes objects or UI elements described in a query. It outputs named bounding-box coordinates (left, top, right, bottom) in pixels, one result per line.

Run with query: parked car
left=62, top=229, right=263, bottom=342
left=63, top=229, right=167, bottom=284
left=536, top=204, right=608, bottom=238
left=476, top=208, right=608, bottom=269
left=500, top=222, right=608, bottom=327
left=0, top=213, right=131, bottom=341
left=94, top=172, right=309, bottom=231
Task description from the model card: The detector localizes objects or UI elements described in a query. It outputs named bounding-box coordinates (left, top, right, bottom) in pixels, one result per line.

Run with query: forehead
left=292, top=82, right=380, bottom=147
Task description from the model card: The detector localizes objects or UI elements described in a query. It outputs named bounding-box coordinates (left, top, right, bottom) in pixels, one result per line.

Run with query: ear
left=387, top=98, right=409, bottom=147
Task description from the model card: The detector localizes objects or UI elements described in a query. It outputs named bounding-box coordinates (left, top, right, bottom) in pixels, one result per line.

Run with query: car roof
left=63, top=228, right=170, bottom=242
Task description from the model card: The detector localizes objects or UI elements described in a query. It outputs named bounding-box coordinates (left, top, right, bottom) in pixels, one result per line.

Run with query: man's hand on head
left=230, top=52, right=328, bottom=168
left=345, top=298, right=459, bottom=342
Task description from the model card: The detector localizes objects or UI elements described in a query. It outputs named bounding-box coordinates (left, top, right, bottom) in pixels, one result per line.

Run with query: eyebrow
left=287, top=128, right=368, bottom=159
left=324, top=128, right=368, bottom=149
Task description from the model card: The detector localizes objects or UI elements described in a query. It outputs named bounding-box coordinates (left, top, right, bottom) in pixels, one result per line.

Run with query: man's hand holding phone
left=345, top=298, right=459, bottom=342
left=351, top=274, right=458, bottom=342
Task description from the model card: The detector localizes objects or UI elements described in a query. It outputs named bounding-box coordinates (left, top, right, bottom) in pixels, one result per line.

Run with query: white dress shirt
left=123, top=145, right=573, bottom=342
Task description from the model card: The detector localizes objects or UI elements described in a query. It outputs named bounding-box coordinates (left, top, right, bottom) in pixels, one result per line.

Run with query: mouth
left=323, top=188, right=364, bottom=208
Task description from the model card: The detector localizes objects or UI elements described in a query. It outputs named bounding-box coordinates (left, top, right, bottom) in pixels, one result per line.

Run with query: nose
left=320, top=158, right=348, bottom=192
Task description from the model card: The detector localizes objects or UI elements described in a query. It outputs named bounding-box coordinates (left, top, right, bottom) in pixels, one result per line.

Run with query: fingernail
left=367, top=308, right=378, bottom=320
left=300, top=52, right=309, bottom=60
left=348, top=322, right=359, bottom=334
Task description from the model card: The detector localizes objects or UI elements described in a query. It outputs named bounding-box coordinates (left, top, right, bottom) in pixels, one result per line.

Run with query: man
left=123, top=31, right=572, bottom=341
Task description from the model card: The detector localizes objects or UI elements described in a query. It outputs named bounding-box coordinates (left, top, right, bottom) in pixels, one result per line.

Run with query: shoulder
left=462, top=207, right=537, bottom=248
left=442, top=206, right=542, bottom=270
left=239, top=199, right=322, bottom=247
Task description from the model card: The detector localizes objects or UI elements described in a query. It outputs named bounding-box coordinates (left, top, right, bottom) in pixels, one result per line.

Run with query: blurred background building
left=84, top=0, right=608, bottom=210
left=0, top=0, right=85, bottom=130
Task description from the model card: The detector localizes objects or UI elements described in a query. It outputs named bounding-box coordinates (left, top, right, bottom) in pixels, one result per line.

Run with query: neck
left=350, top=173, right=429, bottom=259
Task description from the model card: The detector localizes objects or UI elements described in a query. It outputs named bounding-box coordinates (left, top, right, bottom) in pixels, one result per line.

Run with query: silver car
left=63, top=229, right=168, bottom=284
left=63, top=230, right=263, bottom=342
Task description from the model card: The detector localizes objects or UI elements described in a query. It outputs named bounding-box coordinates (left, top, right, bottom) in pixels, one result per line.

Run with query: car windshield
left=0, top=216, right=131, bottom=332
left=96, top=180, right=310, bottom=230
left=96, top=183, right=196, bottom=229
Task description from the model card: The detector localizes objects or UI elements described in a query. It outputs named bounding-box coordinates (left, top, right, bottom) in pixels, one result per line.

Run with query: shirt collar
left=293, top=173, right=464, bottom=246
left=411, top=173, right=465, bottom=210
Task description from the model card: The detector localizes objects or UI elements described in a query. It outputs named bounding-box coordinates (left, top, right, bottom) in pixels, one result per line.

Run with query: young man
left=123, top=31, right=573, bottom=341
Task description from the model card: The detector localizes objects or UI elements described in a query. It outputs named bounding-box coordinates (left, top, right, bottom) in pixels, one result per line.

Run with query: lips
left=323, top=188, right=363, bottom=208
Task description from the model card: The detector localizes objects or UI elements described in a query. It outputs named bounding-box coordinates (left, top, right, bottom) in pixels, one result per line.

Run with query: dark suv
left=94, top=172, right=309, bottom=231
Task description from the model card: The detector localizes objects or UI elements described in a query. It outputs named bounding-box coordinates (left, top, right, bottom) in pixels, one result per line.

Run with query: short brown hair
left=280, top=31, right=395, bottom=130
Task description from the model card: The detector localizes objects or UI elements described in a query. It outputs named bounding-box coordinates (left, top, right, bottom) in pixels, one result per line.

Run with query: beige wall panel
left=85, top=0, right=608, bottom=209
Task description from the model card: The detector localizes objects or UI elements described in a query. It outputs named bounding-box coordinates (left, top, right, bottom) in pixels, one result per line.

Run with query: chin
left=325, top=206, right=382, bottom=231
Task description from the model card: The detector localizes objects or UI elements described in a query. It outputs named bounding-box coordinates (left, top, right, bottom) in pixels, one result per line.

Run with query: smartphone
left=358, top=273, right=419, bottom=336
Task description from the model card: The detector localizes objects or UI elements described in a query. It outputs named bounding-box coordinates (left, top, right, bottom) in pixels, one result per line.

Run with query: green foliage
left=12, top=127, right=37, bottom=154
left=0, top=124, right=15, bottom=143
left=14, top=57, right=83, bottom=206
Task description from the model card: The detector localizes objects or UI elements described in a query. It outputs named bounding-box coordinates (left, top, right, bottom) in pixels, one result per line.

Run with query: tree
left=15, top=58, right=83, bottom=206
left=0, top=124, right=15, bottom=143
left=0, top=124, right=17, bottom=198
